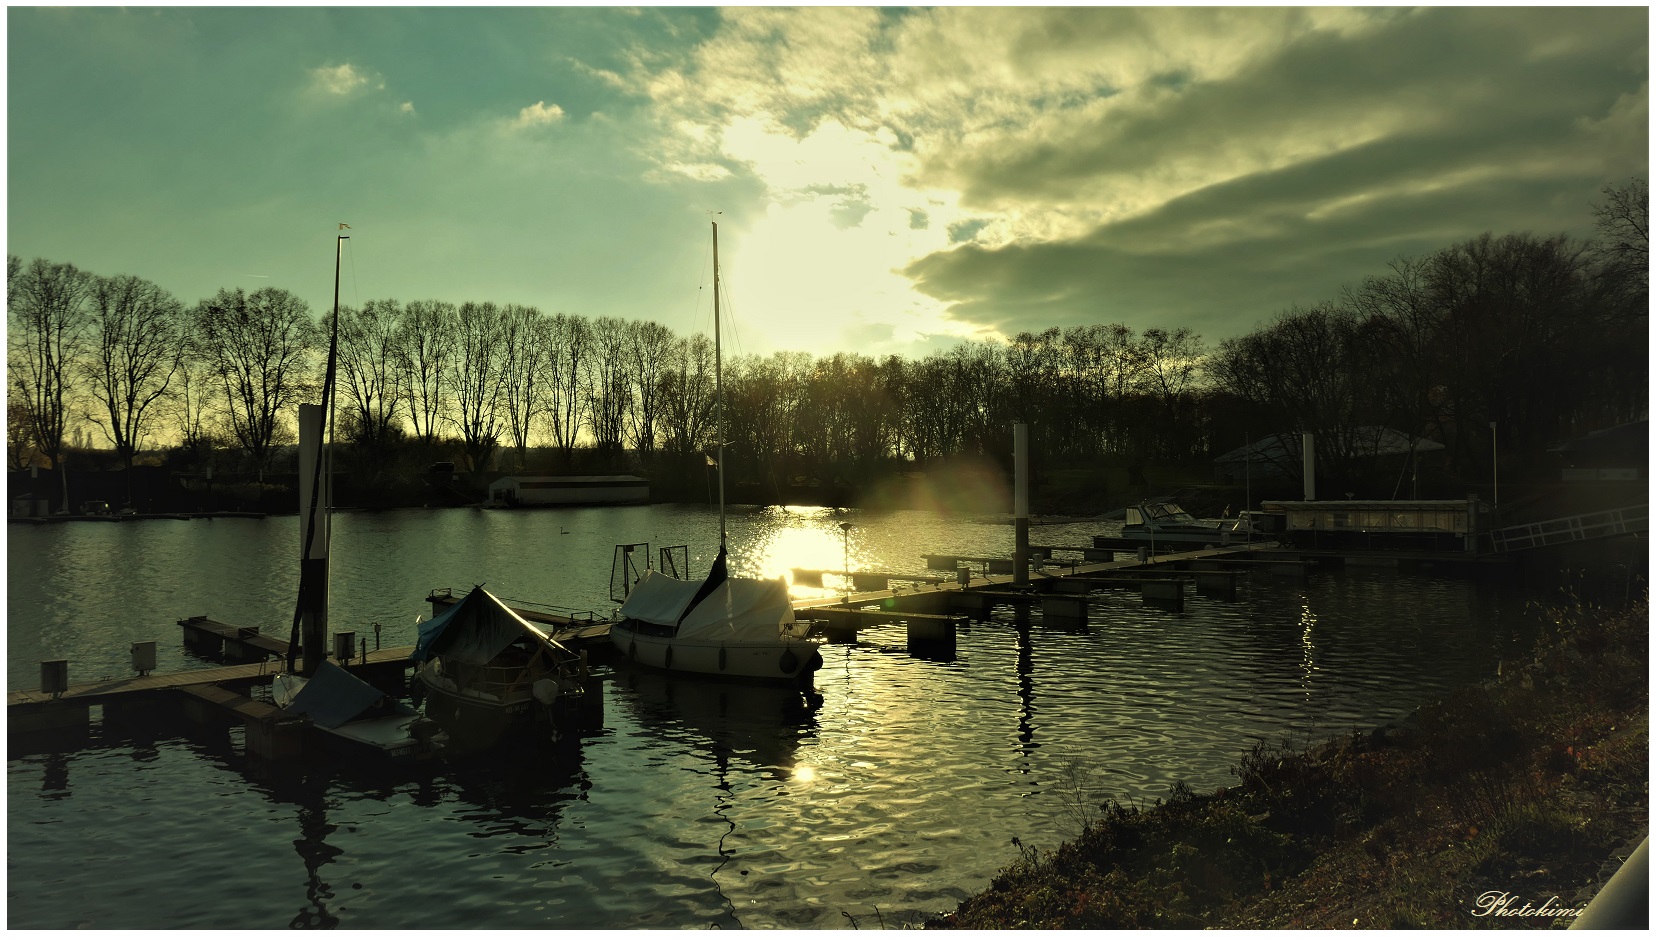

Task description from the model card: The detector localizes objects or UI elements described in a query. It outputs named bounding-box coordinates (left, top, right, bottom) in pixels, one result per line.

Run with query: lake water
left=7, top=505, right=1548, bottom=928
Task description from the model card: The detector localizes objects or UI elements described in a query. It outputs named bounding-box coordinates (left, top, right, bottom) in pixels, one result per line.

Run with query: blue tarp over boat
left=413, top=585, right=569, bottom=665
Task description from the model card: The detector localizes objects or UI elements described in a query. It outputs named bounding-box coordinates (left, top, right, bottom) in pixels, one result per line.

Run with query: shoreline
left=926, top=598, right=1649, bottom=929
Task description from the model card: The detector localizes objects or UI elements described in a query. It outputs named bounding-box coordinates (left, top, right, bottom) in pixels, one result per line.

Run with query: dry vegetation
left=928, top=596, right=1648, bottom=929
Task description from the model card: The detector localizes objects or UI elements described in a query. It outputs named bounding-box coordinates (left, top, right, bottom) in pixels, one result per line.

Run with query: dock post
left=1040, top=594, right=1089, bottom=625
left=40, top=660, right=69, bottom=698
left=575, top=676, right=605, bottom=732
left=298, top=403, right=331, bottom=675
left=906, top=617, right=957, bottom=660
left=1194, top=570, right=1239, bottom=601
left=1013, top=423, right=1030, bottom=587
left=1141, top=579, right=1185, bottom=612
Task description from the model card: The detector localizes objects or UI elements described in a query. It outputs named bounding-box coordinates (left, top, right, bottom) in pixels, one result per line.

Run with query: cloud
left=511, top=100, right=566, bottom=130
left=399, top=101, right=416, bottom=116
left=622, top=6, right=1645, bottom=346
left=310, top=62, right=383, bottom=97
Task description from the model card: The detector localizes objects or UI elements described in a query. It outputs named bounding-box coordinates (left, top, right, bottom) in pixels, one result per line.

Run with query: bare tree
left=1140, top=326, right=1206, bottom=458
left=396, top=300, right=457, bottom=447
left=192, top=287, right=320, bottom=479
left=82, top=273, right=186, bottom=469
left=624, top=319, right=675, bottom=456
left=8, top=257, right=91, bottom=507
left=660, top=332, right=716, bottom=457
left=446, top=301, right=508, bottom=472
left=499, top=304, right=548, bottom=471
left=542, top=312, right=590, bottom=463
left=1592, top=177, right=1648, bottom=281
left=585, top=316, right=633, bottom=461
left=338, top=299, right=406, bottom=447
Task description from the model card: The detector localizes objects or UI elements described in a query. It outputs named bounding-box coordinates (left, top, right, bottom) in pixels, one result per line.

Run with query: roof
left=1214, top=428, right=1444, bottom=463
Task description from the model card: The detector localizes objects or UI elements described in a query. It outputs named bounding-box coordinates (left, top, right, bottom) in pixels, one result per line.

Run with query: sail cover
left=283, top=660, right=384, bottom=729
left=413, top=586, right=556, bottom=665
left=619, top=569, right=796, bottom=640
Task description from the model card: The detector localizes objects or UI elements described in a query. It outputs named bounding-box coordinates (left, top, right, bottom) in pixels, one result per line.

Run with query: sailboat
left=269, top=227, right=448, bottom=762
left=608, top=222, right=824, bottom=683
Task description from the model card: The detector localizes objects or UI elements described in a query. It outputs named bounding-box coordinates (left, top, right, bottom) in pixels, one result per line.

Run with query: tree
left=624, top=319, right=676, bottom=456
left=1140, top=326, right=1206, bottom=459
left=192, top=287, right=320, bottom=478
left=585, top=316, right=633, bottom=461
left=660, top=332, right=716, bottom=458
left=543, top=312, right=590, bottom=463
left=337, top=298, right=407, bottom=489
left=446, top=301, right=508, bottom=472
left=395, top=300, right=456, bottom=448
left=82, top=273, right=186, bottom=470
left=1592, top=177, right=1648, bottom=286
left=8, top=257, right=91, bottom=507
left=499, top=304, right=549, bottom=471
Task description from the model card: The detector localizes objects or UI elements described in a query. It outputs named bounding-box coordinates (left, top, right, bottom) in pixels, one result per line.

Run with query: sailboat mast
left=713, top=221, right=726, bottom=549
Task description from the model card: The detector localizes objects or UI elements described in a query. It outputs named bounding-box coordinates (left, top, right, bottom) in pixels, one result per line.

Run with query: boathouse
left=1258, top=497, right=1490, bottom=552
left=487, top=475, right=649, bottom=507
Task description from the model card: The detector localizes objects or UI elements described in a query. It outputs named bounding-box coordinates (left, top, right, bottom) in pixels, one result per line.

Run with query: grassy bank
left=928, top=597, right=1648, bottom=929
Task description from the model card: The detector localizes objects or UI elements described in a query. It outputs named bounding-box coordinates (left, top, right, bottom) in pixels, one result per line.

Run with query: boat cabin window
left=1125, top=507, right=1143, bottom=526
left=1144, top=502, right=1199, bottom=524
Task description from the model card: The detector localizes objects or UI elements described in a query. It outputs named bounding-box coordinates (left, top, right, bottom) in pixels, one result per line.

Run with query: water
left=7, top=505, right=1547, bottom=928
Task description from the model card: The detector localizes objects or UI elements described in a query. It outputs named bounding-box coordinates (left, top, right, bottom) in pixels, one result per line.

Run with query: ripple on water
left=7, top=509, right=1546, bottom=928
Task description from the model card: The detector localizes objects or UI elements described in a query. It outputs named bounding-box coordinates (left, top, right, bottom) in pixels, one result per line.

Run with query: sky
left=7, top=5, right=1649, bottom=360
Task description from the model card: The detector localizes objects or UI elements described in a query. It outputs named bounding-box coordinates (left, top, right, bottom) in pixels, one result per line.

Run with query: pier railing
left=1487, top=504, right=1647, bottom=554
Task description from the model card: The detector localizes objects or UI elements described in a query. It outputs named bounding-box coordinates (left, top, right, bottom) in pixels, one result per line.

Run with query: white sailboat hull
left=610, top=621, right=823, bottom=682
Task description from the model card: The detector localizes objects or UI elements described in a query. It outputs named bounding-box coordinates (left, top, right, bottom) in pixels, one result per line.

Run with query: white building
left=486, top=475, right=649, bottom=507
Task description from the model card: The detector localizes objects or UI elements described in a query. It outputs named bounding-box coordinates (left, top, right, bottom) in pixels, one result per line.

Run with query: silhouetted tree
left=447, top=301, right=507, bottom=473
left=543, top=312, right=590, bottom=463
left=83, top=273, right=186, bottom=470
left=192, top=286, right=319, bottom=479
left=499, top=304, right=548, bottom=471
left=395, top=299, right=456, bottom=448
left=9, top=257, right=92, bottom=506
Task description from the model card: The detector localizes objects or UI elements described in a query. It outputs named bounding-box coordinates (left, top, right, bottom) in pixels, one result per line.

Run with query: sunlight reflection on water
left=7, top=506, right=1546, bottom=928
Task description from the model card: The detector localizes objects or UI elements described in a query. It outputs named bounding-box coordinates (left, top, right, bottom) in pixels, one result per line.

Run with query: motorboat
left=607, top=221, right=824, bottom=684
left=411, top=585, right=589, bottom=745
left=1119, top=501, right=1265, bottom=547
left=273, top=661, right=449, bottom=763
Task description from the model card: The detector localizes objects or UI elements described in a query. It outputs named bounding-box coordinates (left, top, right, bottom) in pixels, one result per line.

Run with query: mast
left=289, top=229, right=345, bottom=675
left=713, top=221, right=726, bottom=549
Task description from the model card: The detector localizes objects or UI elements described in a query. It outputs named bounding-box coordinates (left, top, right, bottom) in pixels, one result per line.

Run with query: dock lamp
left=839, top=522, right=854, bottom=599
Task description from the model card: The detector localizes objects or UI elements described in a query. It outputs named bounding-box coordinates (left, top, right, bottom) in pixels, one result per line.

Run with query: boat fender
left=780, top=648, right=799, bottom=674
left=808, top=650, right=823, bottom=672
left=664, top=646, right=674, bottom=670
left=532, top=678, right=561, bottom=705
left=718, top=647, right=727, bottom=671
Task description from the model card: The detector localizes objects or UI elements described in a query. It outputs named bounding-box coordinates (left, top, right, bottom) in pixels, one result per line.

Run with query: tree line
left=7, top=179, right=1645, bottom=500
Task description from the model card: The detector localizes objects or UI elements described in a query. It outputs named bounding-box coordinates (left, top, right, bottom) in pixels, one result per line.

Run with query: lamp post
left=839, top=521, right=854, bottom=599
